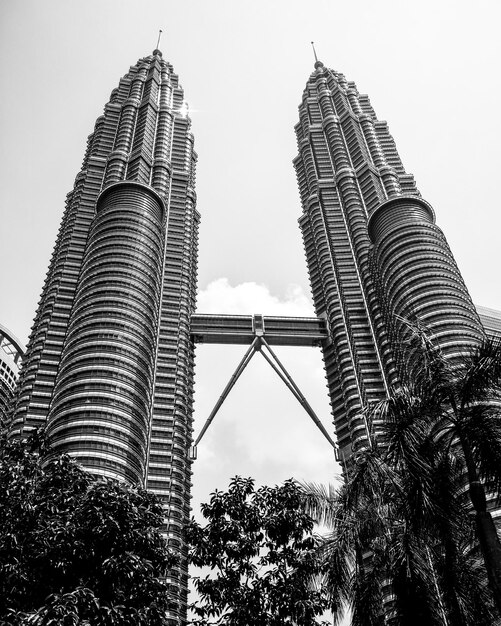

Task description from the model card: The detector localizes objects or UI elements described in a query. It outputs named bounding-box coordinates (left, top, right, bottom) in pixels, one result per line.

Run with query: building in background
left=0, top=324, right=24, bottom=422
left=477, top=305, right=501, bottom=342
left=9, top=49, right=198, bottom=623
left=294, top=58, right=486, bottom=462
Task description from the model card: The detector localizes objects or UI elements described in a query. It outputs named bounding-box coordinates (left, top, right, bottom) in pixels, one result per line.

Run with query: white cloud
left=196, top=277, right=315, bottom=316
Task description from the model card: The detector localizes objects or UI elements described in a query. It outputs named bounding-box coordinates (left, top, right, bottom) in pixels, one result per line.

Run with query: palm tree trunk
left=426, top=546, right=449, bottom=625
left=460, top=434, right=501, bottom=614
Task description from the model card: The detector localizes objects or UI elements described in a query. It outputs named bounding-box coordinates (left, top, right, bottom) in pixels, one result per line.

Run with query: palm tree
left=375, top=383, right=496, bottom=624
left=302, top=328, right=501, bottom=623
left=304, top=433, right=494, bottom=625
left=399, top=324, right=501, bottom=612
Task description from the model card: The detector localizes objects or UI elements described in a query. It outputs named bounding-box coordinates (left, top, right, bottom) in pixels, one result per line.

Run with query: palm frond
left=430, top=449, right=472, bottom=539
left=388, top=534, right=447, bottom=626
left=349, top=558, right=386, bottom=626
left=460, top=404, right=501, bottom=495
left=317, top=538, right=352, bottom=624
left=344, top=447, right=398, bottom=511
left=395, top=316, right=455, bottom=396
left=374, top=392, right=446, bottom=533
left=456, top=337, right=501, bottom=407
left=299, top=482, right=340, bottom=528
left=436, top=536, right=496, bottom=626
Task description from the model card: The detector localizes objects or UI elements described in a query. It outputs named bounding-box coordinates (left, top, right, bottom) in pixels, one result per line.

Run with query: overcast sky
left=1, top=0, right=501, bottom=515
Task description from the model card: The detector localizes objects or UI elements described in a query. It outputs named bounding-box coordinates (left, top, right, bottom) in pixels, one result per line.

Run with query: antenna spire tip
left=310, top=41, right=324, bottom=69
left=154, top=29, right=163, bottom=55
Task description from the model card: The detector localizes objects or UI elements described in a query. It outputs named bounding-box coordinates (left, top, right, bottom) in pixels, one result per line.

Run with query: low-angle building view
left=1, top=1, right=501, bottom=625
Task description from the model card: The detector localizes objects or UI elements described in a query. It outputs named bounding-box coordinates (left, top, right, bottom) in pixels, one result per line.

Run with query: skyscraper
left=293, top=58, right=485, bottom=462
left=10, top=49, right=198, bottom=621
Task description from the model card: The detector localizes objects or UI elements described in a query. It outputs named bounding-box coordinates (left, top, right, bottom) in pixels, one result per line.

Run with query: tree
left=400, top=325, right=501, bottom=612
left=302, top=329, right=501, bottom=625
left=0, top=432, right=177, bottom=625
left=303, top=433, right=495, bottom=625
left=379, top=388, right=492, bottom=626
left=186, top=477, right=330, bottom=626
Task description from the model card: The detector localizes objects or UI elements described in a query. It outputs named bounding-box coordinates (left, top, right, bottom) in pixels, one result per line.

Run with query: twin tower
left=9, top=50, right=486, bottom=622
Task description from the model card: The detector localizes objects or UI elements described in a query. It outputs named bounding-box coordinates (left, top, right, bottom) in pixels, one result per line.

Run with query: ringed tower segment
left=294, top=59, right=484, bottom=461
left=10, top=49, right=198, bottom=622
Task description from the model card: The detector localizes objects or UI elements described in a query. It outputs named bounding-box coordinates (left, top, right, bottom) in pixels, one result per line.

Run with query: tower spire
left=311, top=41, right=318, bottom=63
left=153, top=28, right=162, bottom=56
left=310, top=41, right=323, bottom=69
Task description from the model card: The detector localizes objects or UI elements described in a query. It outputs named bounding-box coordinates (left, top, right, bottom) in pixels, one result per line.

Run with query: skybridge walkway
left=190, top=313, right=328, bottom=347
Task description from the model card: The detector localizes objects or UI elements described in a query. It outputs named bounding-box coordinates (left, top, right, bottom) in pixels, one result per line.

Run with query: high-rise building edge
left=8, top=50, right=499, bottom=623
left=10, top=49, right=198, bottom=622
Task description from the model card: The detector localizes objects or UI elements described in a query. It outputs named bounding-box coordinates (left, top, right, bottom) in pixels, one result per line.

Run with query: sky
left=1, top=0, right=501, bottom=523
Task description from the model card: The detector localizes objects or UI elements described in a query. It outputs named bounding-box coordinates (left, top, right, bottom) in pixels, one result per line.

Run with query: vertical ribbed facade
left=10, top=50, right=198, bottom=624
left=46, top=182, right=165, bottom=484
left=294, top=61, right=484, bottom=460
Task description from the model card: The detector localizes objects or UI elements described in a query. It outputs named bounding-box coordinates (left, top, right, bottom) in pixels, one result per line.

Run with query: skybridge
left=190, top=313, right=328, bottom=347
left=189, top=313, right=336, bottom=456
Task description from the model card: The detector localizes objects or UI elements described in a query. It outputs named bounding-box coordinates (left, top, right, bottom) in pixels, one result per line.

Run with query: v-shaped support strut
left=192, top=337, right=259, bottom=449
left=190, top=334, right=336, bottom=459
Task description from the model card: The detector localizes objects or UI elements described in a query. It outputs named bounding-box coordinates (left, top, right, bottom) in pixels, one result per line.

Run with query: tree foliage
left=302, top=330, right=501, bottom=625
left=0, top=433, right=176, bottom=625
left=187, top=477, right=330, bottom=626
left=304, top=440, right=494, bottom=626
left=400, top=324, right=501, bottom=613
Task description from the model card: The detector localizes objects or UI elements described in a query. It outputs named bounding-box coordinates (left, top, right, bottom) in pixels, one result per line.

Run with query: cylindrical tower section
left=46, top=182, right=165, bottom=484
left=368, top=196, right=484, bottom=361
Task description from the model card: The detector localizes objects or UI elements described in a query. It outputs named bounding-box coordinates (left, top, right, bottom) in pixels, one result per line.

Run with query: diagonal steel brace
left=259, top=337, right=337, bottom=450
left=193, top=337, right=259, bottom=447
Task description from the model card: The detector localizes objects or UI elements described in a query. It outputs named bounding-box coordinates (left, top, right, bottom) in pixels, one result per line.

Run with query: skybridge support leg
left=192, top=338, right=259, bottom=451
left=190, top=335, right=337, bottom=459
left=259, top=338, right=337, bottom=450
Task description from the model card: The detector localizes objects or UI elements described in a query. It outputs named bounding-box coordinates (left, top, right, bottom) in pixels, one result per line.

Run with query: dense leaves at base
left=306, top=444, right=496, bottom=626
left=0, top=433, right=176, bottom=625
left=187, top=477, right=330, bottom=625
left=302, top=329, right=501, bottom=626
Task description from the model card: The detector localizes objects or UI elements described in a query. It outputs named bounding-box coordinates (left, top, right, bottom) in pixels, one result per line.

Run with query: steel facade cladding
left=294, top=60, right=484, bottom=461
left=10, top=50, right=198, bottom=624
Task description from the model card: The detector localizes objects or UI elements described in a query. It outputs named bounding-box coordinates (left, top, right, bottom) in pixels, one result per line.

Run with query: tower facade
left=294, top=59, right=485, bottom=461
left=10, top=50, right=198, bottom=622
